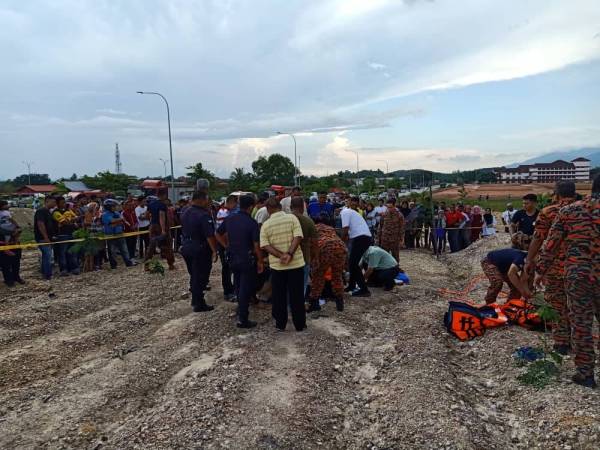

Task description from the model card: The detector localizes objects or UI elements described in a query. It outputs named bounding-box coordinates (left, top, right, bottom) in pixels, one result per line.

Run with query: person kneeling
left=481, top=248, right=532, bottom=304
left=360, top=246, right=400, bottom=292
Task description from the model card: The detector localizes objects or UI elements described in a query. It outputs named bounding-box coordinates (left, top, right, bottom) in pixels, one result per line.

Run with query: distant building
left=15, top=184, right=56, bottom=195
left=495, top=157, right=591, bottom=184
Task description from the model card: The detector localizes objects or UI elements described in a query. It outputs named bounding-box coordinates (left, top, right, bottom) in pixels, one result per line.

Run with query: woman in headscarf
left=378, top=198, right=404, bottom=261
left=470, top=205, right=484, bottom=243
left=482, top=208, right=497, bottom=237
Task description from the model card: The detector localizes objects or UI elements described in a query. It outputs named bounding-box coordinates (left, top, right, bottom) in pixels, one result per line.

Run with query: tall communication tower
left=115, top=143, right=122, bottom=174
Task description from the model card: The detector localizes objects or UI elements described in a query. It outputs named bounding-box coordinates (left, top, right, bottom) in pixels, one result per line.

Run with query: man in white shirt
left=135, top=196, right=151, bottom=258
left=341, top=196, right=373, bottom=297
left=280, top=186, right=308, bottom=216
left=373, top=199, right=387, bottom=229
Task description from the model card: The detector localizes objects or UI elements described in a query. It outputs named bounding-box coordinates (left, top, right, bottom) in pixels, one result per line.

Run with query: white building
left=495, top=157, right=591, bottom=184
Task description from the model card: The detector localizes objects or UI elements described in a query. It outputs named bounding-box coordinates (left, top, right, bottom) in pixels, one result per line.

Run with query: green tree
left=69, top=173, right=78, bottom=181
left=12, top=173, right=51, bottom=187
left=252, top=154, right=295, bottom=185
left=361, top=176, right=377, bottom=193
left=81, top=171, right=139, bottom=196
left=0, top=181, right=16, bottom=193
left=186, top=162, right=216, bottom=185
left=229, top=168, right=255, bottom=192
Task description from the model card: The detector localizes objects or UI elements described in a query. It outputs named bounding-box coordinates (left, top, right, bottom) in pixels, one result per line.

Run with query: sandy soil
left=433, top=183, right=592, bottom=200
left=0, top=237, right=598, bottom=449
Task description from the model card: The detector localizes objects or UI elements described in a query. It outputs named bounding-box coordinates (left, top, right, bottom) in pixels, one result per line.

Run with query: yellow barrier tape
left=0, top=226, right=182, bottom=251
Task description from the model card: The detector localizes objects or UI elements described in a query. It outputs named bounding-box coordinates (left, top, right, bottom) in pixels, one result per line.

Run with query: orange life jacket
left=500, top=299, right=545, bottom=331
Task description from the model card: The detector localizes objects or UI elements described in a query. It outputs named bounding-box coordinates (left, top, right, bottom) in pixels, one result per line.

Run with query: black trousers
left=126, top=235, right=137, bottom=259
left=368, top=267, right=400, bottom=290
left=271, top=267, right=306, bottom=331
left=181, top=241, right=212, bottom=308
left=218, top=246, right=234, bottom=296
left=0, top=249, right=21, bottom=285
left=232, top=259, right=257, bottom=323
left=348, top=235, right=372, bottom=291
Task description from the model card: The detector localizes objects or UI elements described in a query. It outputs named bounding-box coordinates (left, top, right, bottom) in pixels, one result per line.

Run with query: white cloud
left=0, top=0, right=599, bottom=178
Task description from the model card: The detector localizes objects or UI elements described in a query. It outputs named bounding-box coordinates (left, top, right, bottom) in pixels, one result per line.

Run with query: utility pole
left=115, top=143, right=122, bottom=174
left=22, top=160, right=33, bottom=185
left=159, top=158, right=169, bottom=178
left=276, top=132, right=298, bottom=186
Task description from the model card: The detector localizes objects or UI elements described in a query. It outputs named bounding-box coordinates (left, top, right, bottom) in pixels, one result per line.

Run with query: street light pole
left=159, top=158, right=169, bottom=178
left=22, top=160, right=33, bottom=185
left=276, top=131, right=298, bottom=186
left=137, top=91, right=175, bottom=197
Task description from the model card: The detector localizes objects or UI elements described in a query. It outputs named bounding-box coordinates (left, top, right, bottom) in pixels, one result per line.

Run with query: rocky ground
left=0, top=236, right=598, bottom=449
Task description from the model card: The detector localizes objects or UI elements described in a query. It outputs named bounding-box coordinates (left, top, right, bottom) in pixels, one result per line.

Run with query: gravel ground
left=0, top=238, right=598, bottom=449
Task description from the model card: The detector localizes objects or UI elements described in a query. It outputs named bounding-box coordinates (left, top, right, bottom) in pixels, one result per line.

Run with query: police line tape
left=1, top=223, right=503, bottom=252
left=0, top=226, right=182, bottom=252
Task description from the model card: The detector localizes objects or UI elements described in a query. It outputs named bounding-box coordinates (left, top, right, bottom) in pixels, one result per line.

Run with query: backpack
left=444, top=302, right=486, bottom=341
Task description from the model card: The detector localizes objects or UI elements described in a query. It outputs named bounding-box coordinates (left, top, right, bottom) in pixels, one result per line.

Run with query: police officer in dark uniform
left=180, top=191, right=218, bottom=312
left=215, top=195, right=264, bottom=328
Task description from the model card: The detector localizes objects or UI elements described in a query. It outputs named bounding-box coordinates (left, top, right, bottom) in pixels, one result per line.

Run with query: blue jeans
left=107, top=237, right=132, bottom=268
left=56, top=234, right=79, bottom=273
left=37, top=242, right=53, bottom=279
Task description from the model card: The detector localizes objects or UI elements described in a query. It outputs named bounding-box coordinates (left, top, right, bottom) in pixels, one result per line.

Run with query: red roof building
left=15, top=184, right=56, bottom=195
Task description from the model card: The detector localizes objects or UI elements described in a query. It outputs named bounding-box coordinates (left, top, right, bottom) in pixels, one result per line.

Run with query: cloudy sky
left=1, top=0, right=599, bottom=180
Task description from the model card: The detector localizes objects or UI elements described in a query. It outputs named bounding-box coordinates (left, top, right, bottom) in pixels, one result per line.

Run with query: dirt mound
left=0, top=245, right=598, bottom=449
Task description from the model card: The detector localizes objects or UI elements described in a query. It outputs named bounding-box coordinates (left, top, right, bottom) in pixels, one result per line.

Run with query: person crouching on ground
left=481, top=247, right=532, bottom=304
left=360, top=245, right=401, bottom=291
left=308, top=213, right=347, bottom=312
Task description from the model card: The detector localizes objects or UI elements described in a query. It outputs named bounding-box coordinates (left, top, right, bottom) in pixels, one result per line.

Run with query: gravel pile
left=0, top=242, right=598, bottom=449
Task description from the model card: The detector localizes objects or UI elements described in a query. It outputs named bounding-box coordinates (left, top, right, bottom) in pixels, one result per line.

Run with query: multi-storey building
left=495, top=157, right=591, bottom=184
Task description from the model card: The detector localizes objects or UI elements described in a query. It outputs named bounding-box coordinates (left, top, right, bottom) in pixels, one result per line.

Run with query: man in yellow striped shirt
left=260, top=197, right=306, bottom=331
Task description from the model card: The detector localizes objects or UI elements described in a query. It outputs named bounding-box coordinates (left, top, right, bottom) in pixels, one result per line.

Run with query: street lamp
left=137, top=91, right=175, bottom=196
left=276, top=131, right=298, bottom=186
left=376, top=159, right=389, bottom=175
left=22, top=160, right=33, bottom=185
left=159, top=158, right=169, bottom=179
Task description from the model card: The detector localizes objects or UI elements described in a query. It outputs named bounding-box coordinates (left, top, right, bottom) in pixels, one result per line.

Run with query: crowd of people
left=1, top=177, right=598, bottom=389
left=479, top=179, right=599, bottom=389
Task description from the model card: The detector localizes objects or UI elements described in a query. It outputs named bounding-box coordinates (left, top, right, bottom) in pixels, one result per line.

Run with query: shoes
left=236, top=320, right=257, bottom=329
left=306, top=300, right=321, bottom=313
left=383, top=285, right=394, bottom=292
left=70, top=269, right=80, bottom=276
left=224, top=293, right=237, bottom=302
left=16, top=278, right=26, bottom=285
left=193, top=304, right=215, bottom=313
left=572, top=373, right=597, bottom=389
left=60, top=271, right=69, bottom=277
left=351, top=289, right=371, bottom=297
left=344, top=286, right=354, bottom=293
left=553, top=344, right=570, bottom=356
left=5, top=282, right=15, bottom=288
left=335, top=297, right=344, bottom=312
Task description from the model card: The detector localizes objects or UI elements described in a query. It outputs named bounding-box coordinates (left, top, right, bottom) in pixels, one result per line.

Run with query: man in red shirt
left=445, top=204, right=464, bottom=253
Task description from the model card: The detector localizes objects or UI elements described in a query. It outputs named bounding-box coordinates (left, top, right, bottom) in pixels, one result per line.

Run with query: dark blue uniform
left=181, top=205, right=214, bottom=310
left=217, top=211, right=259, bottom=324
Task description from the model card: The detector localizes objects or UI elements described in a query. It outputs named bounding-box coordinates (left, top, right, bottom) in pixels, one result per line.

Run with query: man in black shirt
left=181, top=191, right=218, bottom=312
left=511, top=193, right=539, bottom=236
left=144, top=190, right=175, bottom=270
left=481, top=248, right=532, bottom=304
left=216, top=195, right=263, bottom=328
left=34, top=196, right=57, bottom=280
